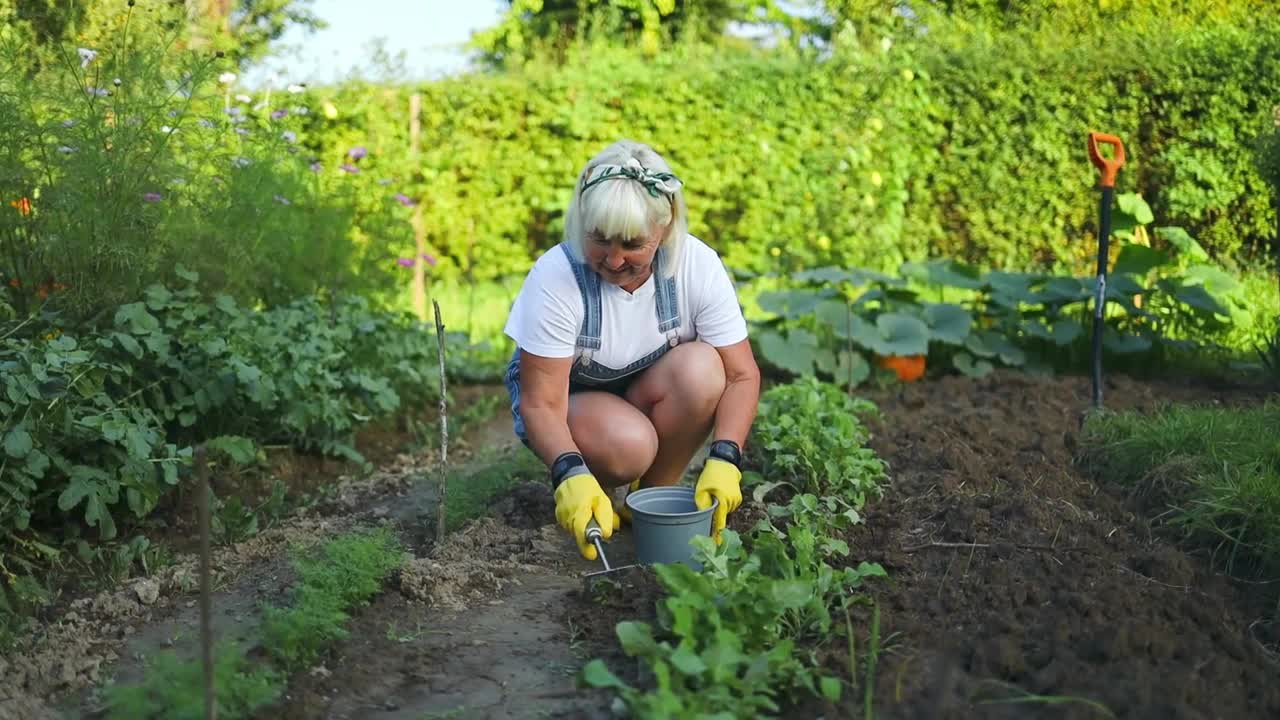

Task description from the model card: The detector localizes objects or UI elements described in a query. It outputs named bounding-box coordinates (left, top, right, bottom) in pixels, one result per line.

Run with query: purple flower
left=198, top=118, right=216, bottom=129
left=309, top=161, right=322, bottom=172
left=347, top=145, right=367, bottom=161
left=225, top=106, right=242, bottom=117
left=395, top=193, right=415, bottom=207
left=340, top=163, right=359, bottom=174
left=421, top=253, right=437, bottom=266
left=281, top=130, right=297, bottom=143
left=143, top=192, right=163, bottom=202
left=270, top=109, right=288, bottom=120
left=396, top=257, right=415, bottom=268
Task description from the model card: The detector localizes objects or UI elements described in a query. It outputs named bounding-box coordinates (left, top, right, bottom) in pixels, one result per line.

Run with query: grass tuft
left=101, top=524, right=403, bottom=718
left=1081, top=400, right=1280, bottom=579
left=261, top=525, right=404, bottom=672
left=102, top=640, right=283, bottom=720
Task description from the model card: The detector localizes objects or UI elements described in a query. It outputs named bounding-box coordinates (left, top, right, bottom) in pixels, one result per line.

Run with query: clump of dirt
left=832, top=369, right=1279, bottom=719
left=399, top=514, right=568, bottom=611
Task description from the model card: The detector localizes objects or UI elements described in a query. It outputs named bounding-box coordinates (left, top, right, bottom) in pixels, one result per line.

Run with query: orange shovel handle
left=1087, top=132, right=1126, bottom=188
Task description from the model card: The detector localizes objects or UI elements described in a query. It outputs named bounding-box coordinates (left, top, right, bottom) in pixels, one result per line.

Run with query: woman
left=502, top=139, right=761, bottom=560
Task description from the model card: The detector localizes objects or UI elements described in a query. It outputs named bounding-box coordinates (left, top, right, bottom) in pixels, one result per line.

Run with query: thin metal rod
left=593, top=537, right=611, bottom=571
left=1092, top=186, right=1114, bottom=409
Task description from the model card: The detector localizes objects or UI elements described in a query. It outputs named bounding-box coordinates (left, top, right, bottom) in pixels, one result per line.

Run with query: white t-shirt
left=503, top=234, right=748, bottom=368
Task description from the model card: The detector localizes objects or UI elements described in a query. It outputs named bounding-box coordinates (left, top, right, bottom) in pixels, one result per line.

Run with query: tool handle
left=1088, top=132, right=1126, bottom=188
left=584, top=518, right=611, bottom=570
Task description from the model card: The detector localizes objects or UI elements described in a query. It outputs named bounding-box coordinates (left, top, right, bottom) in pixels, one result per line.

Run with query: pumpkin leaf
left=1112, top=192, right=1154, bottom=234
left=1032, top=276, right=1090, bottom=304
left=759, top=329, right=818, bottom=376
left=922, top=303, right=972, bottom=344
left=1172, top=282, right=1229, bottom=316
left=965, top=330, right=1025, bottom=365
left=1113, top=243, right=1171, bottom=277
left=1103, top=329, right=1152, bottom=354
left=900, top=258, right=983, bottom=290
left=816, top=349, right=870, bottom=386
left=1155, top=226, right=1209, bottom=262
left=757, top=289, right=828, bottom=319
left=953, top=352, right=994, bottom=377
left=873, top=313, right=930, bottom=356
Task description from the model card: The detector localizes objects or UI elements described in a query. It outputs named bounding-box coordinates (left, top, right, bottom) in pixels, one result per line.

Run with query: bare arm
left=711, top=339, right=761, bottom=449
left=517, top=349, right=580, bottom=466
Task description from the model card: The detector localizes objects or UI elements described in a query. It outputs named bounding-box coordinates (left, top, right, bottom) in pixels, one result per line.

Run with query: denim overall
left=504, top=242, right=682, bottom=442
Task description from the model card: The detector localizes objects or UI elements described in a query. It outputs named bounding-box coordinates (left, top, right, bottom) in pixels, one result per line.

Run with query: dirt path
left=4, top=386, right=644, bottom=720
left=844, top=370, right=1280, bottom=719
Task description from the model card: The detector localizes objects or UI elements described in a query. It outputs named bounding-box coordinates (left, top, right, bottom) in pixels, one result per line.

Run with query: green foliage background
left=296, top=14, right=1280, bottom=287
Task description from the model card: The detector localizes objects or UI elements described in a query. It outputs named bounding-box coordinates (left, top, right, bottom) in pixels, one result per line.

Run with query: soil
left=11, top=371, right=1280, bottom=720
left=256, top=481, right=666, bottom=720
left=838, top=369, right=1280, bottom=719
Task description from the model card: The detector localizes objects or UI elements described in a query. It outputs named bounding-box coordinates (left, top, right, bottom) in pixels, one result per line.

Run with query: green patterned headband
left=581, top=158, right=683, bottom=198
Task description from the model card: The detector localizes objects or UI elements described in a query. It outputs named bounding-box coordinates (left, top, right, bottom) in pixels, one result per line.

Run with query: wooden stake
left=432, top=300, right=450, bottom=542
left=195, top=444, right=216, bottom=720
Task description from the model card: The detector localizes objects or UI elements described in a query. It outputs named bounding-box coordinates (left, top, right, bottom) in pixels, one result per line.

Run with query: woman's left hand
left=694, top=458, right=742, bottom=544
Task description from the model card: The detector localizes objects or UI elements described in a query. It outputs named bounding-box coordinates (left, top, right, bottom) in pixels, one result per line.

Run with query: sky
left=242, top=0, right=507, bottom=88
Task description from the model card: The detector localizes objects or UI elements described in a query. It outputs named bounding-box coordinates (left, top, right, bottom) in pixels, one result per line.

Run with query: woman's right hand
left=553, top=472, right=618, bottom=560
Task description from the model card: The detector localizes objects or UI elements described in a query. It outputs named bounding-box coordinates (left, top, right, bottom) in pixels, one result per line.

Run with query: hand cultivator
left=581, top=518, right=642, bottom=594
left=1086, top=131, right=1127, bottom=409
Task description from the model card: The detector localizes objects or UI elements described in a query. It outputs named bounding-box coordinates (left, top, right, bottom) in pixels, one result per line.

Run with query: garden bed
left=845, top=369, right=1278, bottom=718
left=14, top=371, right=1279, bottom=720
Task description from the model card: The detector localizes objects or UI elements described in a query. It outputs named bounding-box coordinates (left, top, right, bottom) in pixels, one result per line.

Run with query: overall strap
left=652, top=246, right=681, bottom=344
left=558, top=243, right=603, bottom=363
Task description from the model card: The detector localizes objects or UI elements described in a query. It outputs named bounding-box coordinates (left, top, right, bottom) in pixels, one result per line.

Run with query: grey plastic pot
left=624, top=486, right=718, bottom=570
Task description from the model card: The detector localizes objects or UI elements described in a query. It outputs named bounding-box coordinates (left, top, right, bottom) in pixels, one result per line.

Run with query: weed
left=442, top=444, right=545, bottom=531
left=261, top=525, right=403, bottom=672
left=972, top=679, right=1116, bottom=718
left=101, top=640, right=282, bottom=720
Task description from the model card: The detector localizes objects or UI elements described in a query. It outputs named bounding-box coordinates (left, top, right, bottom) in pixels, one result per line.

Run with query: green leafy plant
left=583, top=377, right=890, bottom=716
left=747, top=377, right=888, bottom=540
left=0, top=273, right=467, bottom=635
left=583, top=529, right=885, bottom=717
left=749, top=208, right=1252, bottom=385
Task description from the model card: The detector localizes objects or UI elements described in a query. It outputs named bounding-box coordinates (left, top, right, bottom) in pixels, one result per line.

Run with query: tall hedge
left=306, top=17, right=1280, bottom=283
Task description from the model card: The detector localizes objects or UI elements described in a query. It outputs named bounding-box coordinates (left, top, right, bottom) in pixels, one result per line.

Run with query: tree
left=187, top=0, right=326, bottom=65
left=1, top=0, right=322, bottom=67
left=469, top=0, right=804, bottom=67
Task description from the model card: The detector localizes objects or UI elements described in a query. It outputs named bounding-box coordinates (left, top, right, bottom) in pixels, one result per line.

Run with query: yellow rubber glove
left=615, top=478, right=641, bottom=525
left=694, top=458, right=742, bottom=544
left=554, top=473, right=619, bottom=560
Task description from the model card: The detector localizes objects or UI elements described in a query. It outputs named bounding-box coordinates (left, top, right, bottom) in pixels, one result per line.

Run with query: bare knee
left=669, top=342, right=726, bottom=415
left=569, top=399, right=658, bottom=486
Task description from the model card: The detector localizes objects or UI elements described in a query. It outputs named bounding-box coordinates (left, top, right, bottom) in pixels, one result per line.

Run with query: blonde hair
left=562, top=139, right=688, bottom=278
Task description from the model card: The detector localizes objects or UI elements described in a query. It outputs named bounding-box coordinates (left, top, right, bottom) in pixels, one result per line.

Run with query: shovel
left=580, top=518, right=643, bottom=595
left=1087, top=131, right=1126, bottom=409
